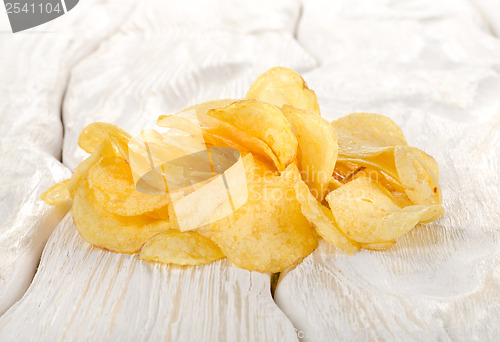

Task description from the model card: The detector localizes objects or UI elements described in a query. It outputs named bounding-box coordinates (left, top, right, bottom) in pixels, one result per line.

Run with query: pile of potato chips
left=42, top=67, right=443, bottom=273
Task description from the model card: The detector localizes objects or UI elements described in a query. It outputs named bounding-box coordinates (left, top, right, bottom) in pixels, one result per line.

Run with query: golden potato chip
left=411, top=147, right=440, bottom=181
left=139, top=230, right=225, bottom=266
left=386, top=190, right=414, bottom=208
left=336, top=152, right=400, bottom=183
left=333, top=113, right=407, bottom=157
left=88, top=157, right=171, bottom=216
left=73, top=181, right=170, bottom=253
left=201, top=155, right=317, bottom=273
left=394, top=146, right=442, bottom=205
left=417, top=204, right=444, bottom=223
left=282, top=105, right=338, bottom=200
left=67, top=141, right=108, bottom=198
left=40, top=179, right=71, bottom=206
left=167, top=203, right=179, bottom=230
left=333, top=161, right=362, bottom=182
left=342, top=164, right=408, bottom=207
left=38, top=67, right=446, bottom=271
left=346, top=165, right=405, bottom=194
left=157, top=99, right=282, bottom=170
left=327, top=177, right=343, bottom=192
left=78, top=122, right=131, bottom=159
left=292, top=171, right=360, bottom=253
left=362, top=241, right=396, bottom=250
left=207, top=99, right=298, bottom=170
left=144, top=206, right=170, bottom=221
left=246, top=67, right=320, bottom=114
left=326, top=177, right=440, bottom=243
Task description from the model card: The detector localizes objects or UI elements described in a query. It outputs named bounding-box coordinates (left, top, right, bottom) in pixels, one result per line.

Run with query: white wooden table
left=1, top=1, right=500, bottom=341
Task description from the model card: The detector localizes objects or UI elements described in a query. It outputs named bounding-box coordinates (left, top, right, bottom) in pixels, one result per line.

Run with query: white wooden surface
left=0, top=214, right=297, bottom=341
left=0, top=0, right=499, bottom=341
left=275, top=1, right=500, bottom=340
left=0, top=0, right=136, bottom=315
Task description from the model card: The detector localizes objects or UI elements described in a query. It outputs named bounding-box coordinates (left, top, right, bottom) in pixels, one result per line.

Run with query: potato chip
left=88, top=157, right=171, bottom=216
left=326, top=177, right=440, bottom=243
left=158, top=99, right=282, bottom=170
left=336, top=152, right=400, bottom=183
left=327, top=177, right=343, bottom=192
left=291, top=170, right=360, bottom=253
left=333, top=161, right=362, bottom=182
left=246, top=67, right=320, bottom=114
left=362, top=241, right=396, bottom=250
left=201, top=155, right=317, bottom=273
left=350, top=170, right=412, bottom=209
left=208, top=99, right=298, bottom=170
left=394, top=146, right=442, bottom=205
left=41, top=67, right=445, bottom=269
left=282, top=105, right=338, bottom=200
left=333, top=113, right=407, bottom=157
left=411, top=147, right=440, bottom=181
left=346, top=165, right=405, bottom=194
left=73, top=181, right=170, bottom=253
left=139, top=230, right=225, bottom=266
left=78, top=122, right=131, bottom=159
left=40, top=179, right=71, bottom=206
left=144, top=205, right=170, bottom=221
left=417, top=204, right=444, bottom=223
left=386, top=190, right=414, bottom=208
left=67, top=141, right=107, bottom=198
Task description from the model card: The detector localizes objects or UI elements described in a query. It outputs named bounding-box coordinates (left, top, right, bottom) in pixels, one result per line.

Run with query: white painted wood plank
left=0, top=214, right=298, bottom=342
left=275, top=0, right=500, bottom=340
left=0, top=0, right=136, bottom=315
left=1, top=1, right=315, bottom=339
left=61, top=0, right=316, bottom=170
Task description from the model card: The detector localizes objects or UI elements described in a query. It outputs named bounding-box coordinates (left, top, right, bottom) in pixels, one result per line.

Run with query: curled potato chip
left=417, top=204, right=444, bottom=223
left=78, top=122, right=131, bottom=159
left=144, top=205, right=170, bottom=221
left=291, top=170, right=360, bottom=253
left=139, top=230, right=225, bottom=266
left=394, top=146, right=442, bottom=205
left=362, top=241, right=396, bottom=250
left=88, top=157, right=171, bottom=216
left=333, top=113, right=407, bottom=157
left=282, top=105, right=338, bottom=200
left=40, top=179, right=71, bottom=206
left=327, top=177, right=343, bottom=192
left=246, top=67, right=320, bottom=114
left=201, top=155, right=317, bottom=273
left=343, top=165, right=411, bottom=207
left=158, top=99, right=282, bottom=170
left=208, top=99, right=298, bottom=170
left=67, top=141, right=108, bottom=198
left=73, top=181, right=170, bottom=253
left=42, top=68, right=445, bottom=269
left=346, top=165, right=405, bottom=194
left=326, top=177, right=440, bottom=244
left=410, top=147, right=440, bottom=181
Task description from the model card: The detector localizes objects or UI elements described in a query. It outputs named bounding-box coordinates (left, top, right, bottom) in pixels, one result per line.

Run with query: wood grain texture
left=61, top=0, right=316, bottom=170
left=1, top=0, right=500, bottom=340
left=1, top=0, right=314, bottom=339
left=0, top=214, right=298, bottom=341
left=0, top=0, right=137, bottom=315
left=275, top=0, right=500, bottom=340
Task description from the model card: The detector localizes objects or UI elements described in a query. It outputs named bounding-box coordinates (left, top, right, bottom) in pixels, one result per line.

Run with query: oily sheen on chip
left=42, top=66, right=444, bottom=272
